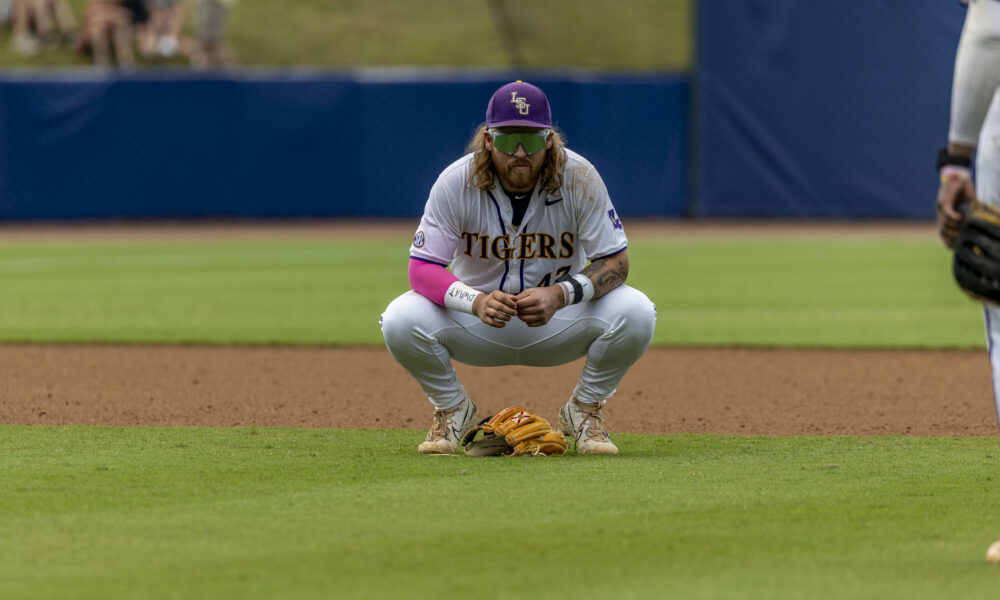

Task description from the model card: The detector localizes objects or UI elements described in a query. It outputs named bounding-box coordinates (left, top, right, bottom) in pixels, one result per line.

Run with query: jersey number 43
left=537, top=265, right=572, bottom=287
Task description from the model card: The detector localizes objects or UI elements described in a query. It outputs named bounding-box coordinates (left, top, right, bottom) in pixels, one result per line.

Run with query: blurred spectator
left=9, top=0, right=79, bottom=56
left=8, top=1, right=40, bottom=56
left=140, top=0, right=186, bottom=59
left=28, top=0, right=78, bottom=47
left=187, top=0, right=235, bottom=69
left=75, top=0, right=149, bottom=69
left=6, top=0, right=238, bottom=69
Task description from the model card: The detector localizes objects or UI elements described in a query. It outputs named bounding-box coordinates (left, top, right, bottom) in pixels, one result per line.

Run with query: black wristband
left=555, top=273, right=583, bottom=305
left=937, top=147, right=972, bottom=171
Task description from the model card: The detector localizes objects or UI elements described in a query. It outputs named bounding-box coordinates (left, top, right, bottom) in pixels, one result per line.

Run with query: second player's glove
left=953, top=199, right=1000, bottom=305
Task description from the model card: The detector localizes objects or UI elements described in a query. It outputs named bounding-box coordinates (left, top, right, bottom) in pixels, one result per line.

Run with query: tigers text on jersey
left=409, top=148, right=628, bottom=294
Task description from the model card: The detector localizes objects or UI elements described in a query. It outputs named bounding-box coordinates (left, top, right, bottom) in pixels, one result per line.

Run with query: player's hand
left=514, top=286, right=565, bottom=327
left=937, top=175, right=976, bottom=248
left=473, top=290, right=518, bottom=328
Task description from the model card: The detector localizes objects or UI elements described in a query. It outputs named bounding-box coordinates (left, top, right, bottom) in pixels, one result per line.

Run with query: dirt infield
left=2, top=219, right=997, bottom=437
left=2, top=344, right=997, bottom=436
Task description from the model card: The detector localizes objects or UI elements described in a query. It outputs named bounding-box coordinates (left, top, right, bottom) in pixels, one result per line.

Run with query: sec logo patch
left=413, top=231, right=425, bottom=248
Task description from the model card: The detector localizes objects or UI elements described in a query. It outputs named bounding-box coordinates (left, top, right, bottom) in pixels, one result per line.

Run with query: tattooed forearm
left=580, top=251, right=630, bottom=299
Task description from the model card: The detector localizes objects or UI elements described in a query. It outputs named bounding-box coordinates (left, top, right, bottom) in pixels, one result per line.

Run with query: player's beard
left=496, top=158, right=543, bottom=193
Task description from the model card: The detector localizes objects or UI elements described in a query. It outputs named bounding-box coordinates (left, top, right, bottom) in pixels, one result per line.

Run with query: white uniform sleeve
left=949, top=0, right=1000, bottom=146
left=574, top=166, right=629, bottom=261
left=409, top=176, right=463, bottom=266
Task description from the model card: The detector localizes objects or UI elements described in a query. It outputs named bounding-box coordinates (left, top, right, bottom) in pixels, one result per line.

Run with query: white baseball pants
left=380, top=285, right=656, bottom=411
left=978, top=90, right=1000, bottom=428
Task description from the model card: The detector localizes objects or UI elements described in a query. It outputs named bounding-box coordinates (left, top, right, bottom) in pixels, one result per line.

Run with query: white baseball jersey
left=408, top=148, right=628, bottom=294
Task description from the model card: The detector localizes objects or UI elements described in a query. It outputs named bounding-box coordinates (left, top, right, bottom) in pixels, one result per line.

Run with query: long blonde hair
left=464, top=124, right=567, bottom=195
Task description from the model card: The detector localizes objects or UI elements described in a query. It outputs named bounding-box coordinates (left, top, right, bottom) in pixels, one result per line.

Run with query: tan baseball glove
left=461, top=406, right=568, bottom=457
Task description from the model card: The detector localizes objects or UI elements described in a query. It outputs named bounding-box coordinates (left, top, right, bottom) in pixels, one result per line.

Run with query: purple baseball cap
left=486, top=81, right=552, bottom=129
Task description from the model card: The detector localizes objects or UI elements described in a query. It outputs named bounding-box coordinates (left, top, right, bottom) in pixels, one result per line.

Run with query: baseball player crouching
left=380, top=81, right=656, bottom=455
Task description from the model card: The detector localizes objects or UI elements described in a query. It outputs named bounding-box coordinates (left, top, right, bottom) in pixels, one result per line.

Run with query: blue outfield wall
left=694, top=1, right=965, bottom=219
left=3, top=1, right=967, bottom=222
left=0, top=72, right=687, bottom=220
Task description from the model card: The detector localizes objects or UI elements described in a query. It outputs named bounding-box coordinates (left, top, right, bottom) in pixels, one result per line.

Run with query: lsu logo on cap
left=509, top=92, right=530, bottom=116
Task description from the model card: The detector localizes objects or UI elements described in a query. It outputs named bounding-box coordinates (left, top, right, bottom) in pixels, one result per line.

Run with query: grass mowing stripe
left=0, top=240, right=407, bottom=345
left=1, top=426, right=998, bottom=599
left=628, top=238, right=984, bottom=348
left=0, top=235, right=984, bottom=347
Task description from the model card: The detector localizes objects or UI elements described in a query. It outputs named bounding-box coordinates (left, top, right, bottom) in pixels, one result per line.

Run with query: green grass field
left=2, top=229, right=998, bottom=598
left=2, top=427, right=999, bottom=599
left=0, top=231, right=984, bottom=348
left=4, top=1, right=991, bottom=596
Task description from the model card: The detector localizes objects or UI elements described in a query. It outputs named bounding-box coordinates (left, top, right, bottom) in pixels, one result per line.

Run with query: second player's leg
left=977, top=90, right=1000, bottom=429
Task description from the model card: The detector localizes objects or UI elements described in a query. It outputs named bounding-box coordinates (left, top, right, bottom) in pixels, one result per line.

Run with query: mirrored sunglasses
left=488, top=129, right=550, bottom=155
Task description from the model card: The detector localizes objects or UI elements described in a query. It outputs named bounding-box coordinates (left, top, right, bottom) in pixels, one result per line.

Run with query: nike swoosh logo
left=450, top=405, right=471, bottom=440
left=544, top=198, right=563, bottom=206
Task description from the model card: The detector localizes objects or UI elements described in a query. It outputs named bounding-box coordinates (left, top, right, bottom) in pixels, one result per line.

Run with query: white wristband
left=444, top=281, right=482, bottom=314
left=573, top=274, right=595, bottom=302
left=557, top=281, right=573, bottom=305
left=556, top=274, right=595, bottom=305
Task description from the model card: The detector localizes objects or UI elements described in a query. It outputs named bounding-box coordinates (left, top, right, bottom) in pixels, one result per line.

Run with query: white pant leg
left=977, top=89, right=1000, bottom=428
left=536, top=286, right=657, bottom=404
left=380, top=286, right=656, bottom=410
left=983, top=307, right=1000, bottom=429
left=379, top=291, right=483, bottom=411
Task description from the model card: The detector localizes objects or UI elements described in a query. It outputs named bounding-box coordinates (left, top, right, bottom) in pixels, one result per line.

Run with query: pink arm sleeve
left=409, top=258, right=459, bottom=307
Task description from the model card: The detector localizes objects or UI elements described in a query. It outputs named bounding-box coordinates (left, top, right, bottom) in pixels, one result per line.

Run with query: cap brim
left=487, top=119, right=551, bottom=129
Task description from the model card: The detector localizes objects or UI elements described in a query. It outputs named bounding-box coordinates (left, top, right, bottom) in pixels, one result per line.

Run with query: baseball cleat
left=559, top=397, right=619, bottom=455
left=418, top=396, right=479, bottom=455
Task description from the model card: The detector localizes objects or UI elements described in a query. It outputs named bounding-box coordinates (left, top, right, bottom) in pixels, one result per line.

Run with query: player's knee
left=617, top=288, right=657, bottom=347
left=379, top=296, right=418, bottom=350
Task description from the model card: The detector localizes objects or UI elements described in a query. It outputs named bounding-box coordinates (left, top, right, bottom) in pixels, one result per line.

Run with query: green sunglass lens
left=493, top=132, right=546, bottom=154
